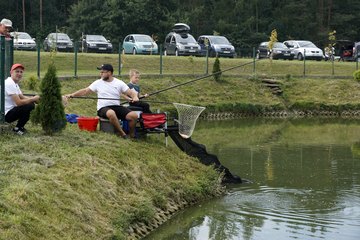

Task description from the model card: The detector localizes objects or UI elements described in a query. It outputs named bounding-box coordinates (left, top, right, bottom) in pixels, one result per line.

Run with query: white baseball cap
left=1, top=18, right=13, bottom=28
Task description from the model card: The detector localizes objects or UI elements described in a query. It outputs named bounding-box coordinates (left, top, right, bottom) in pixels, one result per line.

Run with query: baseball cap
left=1, top=18, right=13, bottom=28
left=11, top=63, right=25, bottom=72
left=97, top=64, right=113, bottom=73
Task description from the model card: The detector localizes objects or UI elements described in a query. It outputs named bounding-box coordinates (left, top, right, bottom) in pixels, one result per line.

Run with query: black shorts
left=97, top=105, right=131, bottom=121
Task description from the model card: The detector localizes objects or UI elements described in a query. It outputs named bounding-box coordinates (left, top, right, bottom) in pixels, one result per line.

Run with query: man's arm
left=124, top=88, right=139, bottom=102
left=11, top=94, right=39, bottom=106
left=65, top=87, right=93, bottom=98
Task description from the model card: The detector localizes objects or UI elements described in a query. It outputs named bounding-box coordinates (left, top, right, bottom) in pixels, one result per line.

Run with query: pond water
left=145, top=118, right=360, bottom=240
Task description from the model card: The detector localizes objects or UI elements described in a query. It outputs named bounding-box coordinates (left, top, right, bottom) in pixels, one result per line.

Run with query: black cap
left=97, top=64, right=113, bottom=73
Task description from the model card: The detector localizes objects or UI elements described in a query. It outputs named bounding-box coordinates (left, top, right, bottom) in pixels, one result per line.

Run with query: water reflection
left=145, top=118, right=360, bottom=240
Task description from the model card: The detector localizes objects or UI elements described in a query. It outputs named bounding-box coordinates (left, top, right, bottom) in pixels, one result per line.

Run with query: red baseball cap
left=10, top=63, right=25, bottom=72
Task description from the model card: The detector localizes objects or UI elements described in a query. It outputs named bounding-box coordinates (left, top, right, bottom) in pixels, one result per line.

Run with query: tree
left=212, top=56, right=222, bottom=82
left=31, top=63, right=66, bottom=135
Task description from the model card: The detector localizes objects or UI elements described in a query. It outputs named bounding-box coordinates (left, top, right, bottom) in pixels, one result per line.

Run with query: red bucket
left=77, top=116, right=99, bottom=132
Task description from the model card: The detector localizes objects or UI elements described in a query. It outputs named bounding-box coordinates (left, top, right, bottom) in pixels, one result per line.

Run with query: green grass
left=14, top=51, right=360, bottom=78
left=0, top=124, right=222, bottom=239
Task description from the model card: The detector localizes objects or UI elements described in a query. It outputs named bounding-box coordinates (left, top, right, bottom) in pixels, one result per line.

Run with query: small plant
left=212, top=56, right=222, bottom=82
left=24, top=75, right=39, bottom=91
left=31, top=63, right=66, bottom=135
left=353, top=69, right=360, bottom=82
left=268, top=29, right=278, bottom=60
left=285, top=74, right=292, bottom=81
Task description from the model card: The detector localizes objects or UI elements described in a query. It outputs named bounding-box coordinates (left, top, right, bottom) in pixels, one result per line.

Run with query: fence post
left=37, top=41, right=41, bottom=79
left=74, top=41, right=78, bottom=78
left=205, top=45, right=209, bottom=75
left=253, top=47, right=256, bottom=74
left=159, top=44, right=163, bottom=75
left=356, top=59, right=358, bottom=70
left=303, top=49, right=306, bottom=77
left=118, top=43, right=122, bottom=76
left=332, top=57, right=334, bottom=76
left=0, top=36, right=5, bottom=123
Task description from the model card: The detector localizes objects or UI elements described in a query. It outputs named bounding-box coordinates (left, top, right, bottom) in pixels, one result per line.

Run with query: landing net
left=173, top=103, right=205, bottom=139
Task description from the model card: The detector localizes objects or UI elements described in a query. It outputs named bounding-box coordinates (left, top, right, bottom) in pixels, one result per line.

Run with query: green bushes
left=353, top=69, right=360, bottom=81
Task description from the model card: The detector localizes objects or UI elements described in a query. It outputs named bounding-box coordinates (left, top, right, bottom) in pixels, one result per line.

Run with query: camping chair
left=139, top=112, right=169, bottom=146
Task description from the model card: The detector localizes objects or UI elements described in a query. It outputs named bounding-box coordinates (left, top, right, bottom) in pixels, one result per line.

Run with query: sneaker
left=13, top=127, right=25, bottom=136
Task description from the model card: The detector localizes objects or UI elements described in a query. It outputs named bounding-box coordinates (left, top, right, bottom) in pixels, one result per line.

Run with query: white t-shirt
left=5, top=77, right=22, bottom=115
left=88, top=78, right=129, bottom=110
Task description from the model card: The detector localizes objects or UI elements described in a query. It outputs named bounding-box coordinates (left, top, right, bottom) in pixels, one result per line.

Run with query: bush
left=31, top=63, right=66, bottom=135
left=353, top=70, right=360, bottom=81
left=23, top=75, right=39, bottom=91
left=212, top=56, right=222, bottom=82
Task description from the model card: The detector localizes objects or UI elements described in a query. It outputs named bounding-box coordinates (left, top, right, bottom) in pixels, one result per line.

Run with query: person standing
left=5, top=63, right=40, bottom=135
left=125, top=69, right=152, bottom=113
left=65, top=64, right=139, bottom=139
left=0, top=18, right=13, bottom=38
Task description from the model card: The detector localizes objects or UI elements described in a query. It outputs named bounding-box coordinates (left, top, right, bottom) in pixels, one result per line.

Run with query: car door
left=123, top=35, right=132, bottom=54
left=167, top=35, right=177, bottom=55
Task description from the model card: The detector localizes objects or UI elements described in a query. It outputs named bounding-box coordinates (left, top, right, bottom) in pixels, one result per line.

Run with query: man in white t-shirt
left=65, top=64, right=139, bottom=139
left=5, top=63, right=40, bottom=135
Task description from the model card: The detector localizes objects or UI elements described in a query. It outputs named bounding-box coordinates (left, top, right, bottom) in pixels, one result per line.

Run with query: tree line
left=1, top=0, right=360, bottom=52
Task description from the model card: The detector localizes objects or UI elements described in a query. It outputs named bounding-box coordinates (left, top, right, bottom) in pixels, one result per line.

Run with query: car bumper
left=178, top=50, right=201, bottom=56
left=273, top=53, right=295, bottom=59
left=14, top=45, right=36, bottom=51
left=87, top=46, right=113, bottom=53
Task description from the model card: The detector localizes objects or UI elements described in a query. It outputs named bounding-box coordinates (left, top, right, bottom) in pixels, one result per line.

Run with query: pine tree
left=31, top=63, right=66, bottom=135
left=212, top=56, right=222, bottom=82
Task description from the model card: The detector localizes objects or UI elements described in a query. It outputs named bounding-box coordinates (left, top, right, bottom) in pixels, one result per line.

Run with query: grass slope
left=0, top=125, right=221, bottom=239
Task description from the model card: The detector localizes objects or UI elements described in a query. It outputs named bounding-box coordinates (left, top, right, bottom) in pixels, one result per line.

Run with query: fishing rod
left=144, top=59, right=261, bottom=98
left=23, top=94, right=172, bottom=104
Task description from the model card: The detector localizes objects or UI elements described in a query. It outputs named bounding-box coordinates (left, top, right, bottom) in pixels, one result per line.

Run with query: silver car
left=283, top=40, right=323, bottom=61
left=10, top=32, right=36, bottom=51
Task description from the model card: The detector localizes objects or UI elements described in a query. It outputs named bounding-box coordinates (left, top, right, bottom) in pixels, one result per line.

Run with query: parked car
left=10, top=32, right=36, bottom=51
left=354, top=41, right=360, bottom=62
left=256, top=41, right=294, bottom=60
left=43, top=33, right=73, bottom=52
left=197, top=35, right=235, bottom=58
left=123, top=34, right=158, bottom=55
left=164, top=23, right=201, bottom=56
left=283, top=40, right=323, bottom=61
left=81, top=34, right=112, bottom=53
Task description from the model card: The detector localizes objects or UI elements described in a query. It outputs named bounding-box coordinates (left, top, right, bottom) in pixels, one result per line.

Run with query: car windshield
left=274, top=42, right=286, bottom=48
left=87, top=35, right=107, bottom=42
left=175, top=34, right=196, bottom=44
left=209, top=36, right=230, bottom=44
left=14, top=33, right=32, bottom=39
left=52, top=34, right=70, bottom=41
left=298, top=41, right=317, bottom=48
left=134, top=35, right=153, bottom=42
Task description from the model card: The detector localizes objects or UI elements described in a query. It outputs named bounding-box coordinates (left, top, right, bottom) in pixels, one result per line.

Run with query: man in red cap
left=5, top=63, right=40, bottom=135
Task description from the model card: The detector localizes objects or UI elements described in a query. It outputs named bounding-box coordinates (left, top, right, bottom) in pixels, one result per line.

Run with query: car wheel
left=132, top=48, right=137, bottom=55
left=297, top=53, right=303, bottom=61
left=175, top=49, right=179, bottom=56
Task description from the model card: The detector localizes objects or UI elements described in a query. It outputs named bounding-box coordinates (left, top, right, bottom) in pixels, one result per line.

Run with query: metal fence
left=0, top=36, right=13, bottom=123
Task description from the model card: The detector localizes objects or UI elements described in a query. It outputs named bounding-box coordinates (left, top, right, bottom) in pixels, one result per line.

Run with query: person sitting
left=124, top=69, right=152, bottom=113
left=65, top=64, right=139, bottom=139
left=5, top=63, right=40, bottom=135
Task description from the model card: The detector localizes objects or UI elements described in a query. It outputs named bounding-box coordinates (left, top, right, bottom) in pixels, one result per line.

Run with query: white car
left=283, top=40, right=323, bottom=61
left=10, top=32, right=36, bottom=51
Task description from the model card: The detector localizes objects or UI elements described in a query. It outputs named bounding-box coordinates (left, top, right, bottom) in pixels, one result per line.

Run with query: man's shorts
left=97, top=105, right=131, bottom=120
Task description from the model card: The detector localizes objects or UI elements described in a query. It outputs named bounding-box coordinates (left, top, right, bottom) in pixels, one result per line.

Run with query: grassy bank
left=0, top=124, right=222, bottom=239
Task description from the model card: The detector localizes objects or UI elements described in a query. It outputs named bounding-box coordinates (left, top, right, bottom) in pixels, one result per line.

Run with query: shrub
left=353, top=70, right=360, bottom=81
left=212, top=56, right=222, bottom=82
left=24, top=75, right=39, bottom=91
left=31, top=63, right=66, bottom=135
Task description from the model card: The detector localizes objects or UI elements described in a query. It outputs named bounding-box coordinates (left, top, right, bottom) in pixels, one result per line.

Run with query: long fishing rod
left=23, top=94, right=172, bottom=104
left=144, top=59, right=261, bottom=98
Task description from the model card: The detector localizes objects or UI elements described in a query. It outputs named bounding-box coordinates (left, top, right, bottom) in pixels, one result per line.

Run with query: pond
left=145, top=118, right=360, bottom=240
